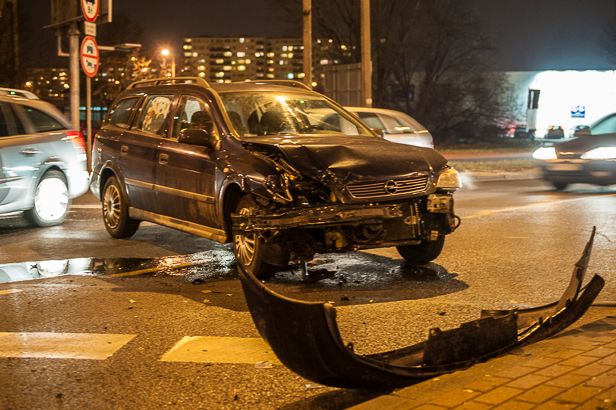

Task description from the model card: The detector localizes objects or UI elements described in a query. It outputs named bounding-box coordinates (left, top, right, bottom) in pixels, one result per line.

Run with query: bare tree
left=270, top=0, right=517, bottom=143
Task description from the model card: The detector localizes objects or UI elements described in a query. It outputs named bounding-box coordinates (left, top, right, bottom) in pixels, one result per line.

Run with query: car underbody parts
left=238, top=227, right=603, bottom=390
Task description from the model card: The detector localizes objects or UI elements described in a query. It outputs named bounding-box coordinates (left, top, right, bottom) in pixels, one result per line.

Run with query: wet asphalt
left=1, top=178, right=615, bottom=409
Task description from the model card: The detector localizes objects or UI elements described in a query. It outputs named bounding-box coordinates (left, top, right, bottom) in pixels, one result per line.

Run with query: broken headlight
left=436, top=167, right=462, bottom=190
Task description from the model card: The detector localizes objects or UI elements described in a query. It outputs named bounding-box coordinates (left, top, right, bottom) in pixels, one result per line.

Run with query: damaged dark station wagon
left=90, top=78, right=462, bottom=278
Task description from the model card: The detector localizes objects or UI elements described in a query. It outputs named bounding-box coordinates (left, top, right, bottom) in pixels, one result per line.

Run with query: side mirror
left=371, top=128, right=385, bottom=138
left=178, top=128, right=217, bottom=149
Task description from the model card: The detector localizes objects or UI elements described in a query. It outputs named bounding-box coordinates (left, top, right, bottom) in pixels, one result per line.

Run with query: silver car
left=0, top=90, right=89, bottom=226
left=344, top=107, right=434, bottom=148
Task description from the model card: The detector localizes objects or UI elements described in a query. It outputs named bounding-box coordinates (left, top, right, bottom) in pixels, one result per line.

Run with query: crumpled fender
left=238, top=227, right=604, bottom=390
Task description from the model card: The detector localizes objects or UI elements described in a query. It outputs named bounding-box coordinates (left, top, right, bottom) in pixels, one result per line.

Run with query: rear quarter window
left=591, top=114, right=616, bottom=135
left=106, top=97, right=140, bottom=129
left=22, top=106, right=67, bottom=133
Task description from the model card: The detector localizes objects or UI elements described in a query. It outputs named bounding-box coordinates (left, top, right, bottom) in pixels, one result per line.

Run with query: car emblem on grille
left=384, top=180, right=399, bottom=194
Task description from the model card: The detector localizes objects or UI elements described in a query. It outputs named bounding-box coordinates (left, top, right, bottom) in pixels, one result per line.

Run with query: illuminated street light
left=161, top=48, right=176, bottom=77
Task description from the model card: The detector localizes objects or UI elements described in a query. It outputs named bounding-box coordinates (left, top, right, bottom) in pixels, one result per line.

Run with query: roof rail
left=126, top=77, right=211, bottom=89
left=0, top=88, right=39, bottom=99
left=239, top=80, right=312, bottom=91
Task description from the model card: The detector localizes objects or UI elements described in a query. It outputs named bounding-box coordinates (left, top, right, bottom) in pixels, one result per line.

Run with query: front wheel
left=102, top=176, right=140, bottom=238
left=24, top=170, right=70, bottom=227
left=396, top=236, right=445, bottom=265
left=233, top=195, right=277, bottom=280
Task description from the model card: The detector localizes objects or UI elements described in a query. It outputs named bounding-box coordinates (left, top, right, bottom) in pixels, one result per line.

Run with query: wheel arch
left=219, top=181, right=244, bottom=243
left=97, top=163, right=131, bottom=207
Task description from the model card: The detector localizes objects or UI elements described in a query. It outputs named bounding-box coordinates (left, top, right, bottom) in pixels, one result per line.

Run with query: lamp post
left=161, top=49, right=176, bottom=77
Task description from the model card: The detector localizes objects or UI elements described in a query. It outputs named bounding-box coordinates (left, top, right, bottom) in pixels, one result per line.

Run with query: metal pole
left=86, top=77, right=92, bottom=173
left=69, top=22, right=80, bottom=128
left=361, top=0, right=372, bottom=107
left=303, top=0, right=312, bottom=88
left=172, top=56, right=176, bottom=77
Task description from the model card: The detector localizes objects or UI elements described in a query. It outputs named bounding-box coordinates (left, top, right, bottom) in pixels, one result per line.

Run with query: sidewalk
left=350, top=308, right=616, bottom=410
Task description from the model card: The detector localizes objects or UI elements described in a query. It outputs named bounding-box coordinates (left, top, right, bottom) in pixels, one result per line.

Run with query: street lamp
left=161, top=49, right=176, bottom=77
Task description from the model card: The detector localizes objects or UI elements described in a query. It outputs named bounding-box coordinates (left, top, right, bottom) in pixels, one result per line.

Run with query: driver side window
left=171, top=95, right=219, bottom=140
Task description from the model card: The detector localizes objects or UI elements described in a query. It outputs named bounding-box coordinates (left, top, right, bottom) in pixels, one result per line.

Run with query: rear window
left=22, top=106, right=67, bottom=133
left=357, top=112, right=385, bottom=130
left=106, top=97, right=140, bottom=129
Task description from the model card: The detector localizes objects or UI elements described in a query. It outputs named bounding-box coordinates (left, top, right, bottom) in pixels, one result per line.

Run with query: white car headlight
left=581, top=147, right=616, bottom=159
left=532, top=147, right=557, bottom=160
left=436, top=167, right=462, bottom=190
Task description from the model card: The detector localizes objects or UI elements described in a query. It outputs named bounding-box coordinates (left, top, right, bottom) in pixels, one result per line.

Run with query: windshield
left=217, top=91, right=374, bottom=138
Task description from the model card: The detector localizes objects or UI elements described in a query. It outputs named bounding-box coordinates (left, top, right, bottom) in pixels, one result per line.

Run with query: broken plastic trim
left=238, top=227, right=604, bottom=390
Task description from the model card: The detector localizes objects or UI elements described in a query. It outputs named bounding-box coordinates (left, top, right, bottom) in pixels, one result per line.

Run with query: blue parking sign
left=572, top=106, right=585, bottom=118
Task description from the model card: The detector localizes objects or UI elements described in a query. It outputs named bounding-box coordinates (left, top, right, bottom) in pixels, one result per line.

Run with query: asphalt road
left=1, top=178, right=615, bottom=409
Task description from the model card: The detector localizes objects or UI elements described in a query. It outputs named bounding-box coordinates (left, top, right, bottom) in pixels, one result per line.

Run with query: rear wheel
left=552, top=182, right=568, bottom=190
left=233, top=195, right=277, bottom=279
left=396, top=236, right=445, bottom=265
left=24, top=170, right=70, bottom=227
left=102, top=176, right=140, bottom=238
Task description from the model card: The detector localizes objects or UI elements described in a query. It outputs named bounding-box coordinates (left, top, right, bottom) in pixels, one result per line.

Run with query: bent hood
left=247, top=135, right=448, bottom=183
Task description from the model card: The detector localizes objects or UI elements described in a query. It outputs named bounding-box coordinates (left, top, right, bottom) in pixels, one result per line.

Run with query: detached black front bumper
left=238, top=228, right=603, bottom=390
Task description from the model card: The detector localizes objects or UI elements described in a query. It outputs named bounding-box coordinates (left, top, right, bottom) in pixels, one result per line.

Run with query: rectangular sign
left=572, top=106, right=586, bottom=118
left=84, top=21, right=97, bottom=36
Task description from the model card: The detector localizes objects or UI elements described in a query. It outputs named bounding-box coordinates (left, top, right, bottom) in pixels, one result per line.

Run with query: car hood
left=555, top=134, right=616, bottom=155
left=245, top=135, right=448, bottom=183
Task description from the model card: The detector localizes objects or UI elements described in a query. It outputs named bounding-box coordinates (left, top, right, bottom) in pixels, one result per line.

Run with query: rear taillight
left=64, top=130, right=86, bottom=154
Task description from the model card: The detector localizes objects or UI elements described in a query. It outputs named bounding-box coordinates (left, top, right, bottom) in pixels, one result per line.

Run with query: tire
left=24, top=170, right=70, bottom=227
left=552, top=182, right=568, bottom=191
left=233, top=195, right=277, bottom=279
left=396, top=236, right=445, bottom=265
left=102, top=176, right=140, bottom=238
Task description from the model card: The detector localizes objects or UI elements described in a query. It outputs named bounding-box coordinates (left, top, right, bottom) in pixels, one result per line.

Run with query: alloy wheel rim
left=234, top=207, right=256, bottom=265
left=103, top=184, right=121, bottom=229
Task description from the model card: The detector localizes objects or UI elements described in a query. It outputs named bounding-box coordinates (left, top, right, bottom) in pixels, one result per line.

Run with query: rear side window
left=591, top=114, right=616, bottom=135
left=107, top=97, right=140, bottom=129
left=22, top=106, right=67, bottom=133
left=137, top=95, right=174, bottom=136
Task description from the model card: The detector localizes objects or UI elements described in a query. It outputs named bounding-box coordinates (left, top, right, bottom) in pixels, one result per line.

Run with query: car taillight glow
left=64, top=131, right=86, bottom=154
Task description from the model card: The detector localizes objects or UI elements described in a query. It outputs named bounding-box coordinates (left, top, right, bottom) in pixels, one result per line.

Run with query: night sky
left=20, top=0, right=616, bottom=71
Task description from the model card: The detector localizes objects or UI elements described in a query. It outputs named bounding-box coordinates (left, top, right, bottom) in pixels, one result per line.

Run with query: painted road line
left=462, top=193, right=616, bottom=220
left=0, top=289, right=23, bottom=295
left=107, top=261, right=206, bottom=277
left=0, top=332, right=136, bottom=360
left=160, top=336, right=281, bottom=365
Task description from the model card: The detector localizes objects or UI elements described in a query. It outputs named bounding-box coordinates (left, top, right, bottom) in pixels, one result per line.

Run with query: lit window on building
left=198, top=72, right=205, bottom=77
left=238, top=66, right=246, bottom=71
left=287, top=73, right=294, bottom=79
left=320, top=59, right=329, bottom=65
left=267, top=74, right=275, bottom=78
left=223, top=66, right=232, bottom=71
left=282, top=46, right=288, bottom=51
left=192, top=52, right=198, bottom=57
left=245, top=59, right=251, bottom=64
left=237, top=52, right=245, bottom=57
left=267, top=52, right=275, bottom=57
left=216, top=59, right=224, bottom=64
left=198, top=65, right=205, bottom=71
left=216, top=72, right=225, bottom=77
left=224, top=51, right=232, bottom=57
left=281, top=53, right=288, bottom=58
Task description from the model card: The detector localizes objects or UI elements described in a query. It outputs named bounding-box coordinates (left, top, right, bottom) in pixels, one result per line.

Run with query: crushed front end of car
left=238, top=227, right=604, bottom=389
left=231, top=137, right=462, bottom=276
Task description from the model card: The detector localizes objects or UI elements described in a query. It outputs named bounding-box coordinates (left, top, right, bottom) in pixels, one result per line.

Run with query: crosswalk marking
left=160, top=336, right=281, bottom=365
left=0, top=332, right=136, bottom=360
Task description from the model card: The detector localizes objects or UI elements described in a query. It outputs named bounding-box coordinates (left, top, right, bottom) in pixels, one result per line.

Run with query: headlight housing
left=532, top=147, right=557, bottom=160
left=581, top=147, right=616, bottom=159
left=436, top=167, right=462, bottom=190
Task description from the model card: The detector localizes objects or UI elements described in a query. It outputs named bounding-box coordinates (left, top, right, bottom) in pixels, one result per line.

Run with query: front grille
left=346, top=176, right=430, bottom=199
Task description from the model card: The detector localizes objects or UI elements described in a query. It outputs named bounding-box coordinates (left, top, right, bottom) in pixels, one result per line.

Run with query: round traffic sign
left=81, top=36, right=100, bottom=78
left=81, top=0, right=99, bottom=22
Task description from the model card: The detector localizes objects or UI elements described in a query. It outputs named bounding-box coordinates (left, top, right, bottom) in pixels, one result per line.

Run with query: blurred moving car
left=344, top=107, right=434, bottom=148
left=544, top=125, right=565, bottom=139
left=533, top=112, right=616, bottom=190
left=0, top=89, right=89, bottom=226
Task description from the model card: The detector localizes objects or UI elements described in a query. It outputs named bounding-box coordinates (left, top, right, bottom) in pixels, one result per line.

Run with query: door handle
left=159, top=153, right=169, bottom=165
left=20, top=148, right=41, bottom=156
left=120, top=145, right=129, bottom=155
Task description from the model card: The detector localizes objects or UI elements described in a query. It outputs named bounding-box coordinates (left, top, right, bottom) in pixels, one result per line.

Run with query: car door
left=0, top=102, right=45, bottom=210
left=119, top=94, right=174, bottom=212
left=155, top=94, right=219, bottom=229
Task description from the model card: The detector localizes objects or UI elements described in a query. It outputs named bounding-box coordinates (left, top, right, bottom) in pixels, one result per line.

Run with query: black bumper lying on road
left=238, top=228, right=604, bottom=390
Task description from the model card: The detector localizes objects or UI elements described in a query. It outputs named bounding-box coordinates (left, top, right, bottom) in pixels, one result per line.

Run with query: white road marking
left=0, top=332, right=136, bottom=360
left=0, top=289, right=23, bottom=295
left=160, top=336, right=281, bottom=365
